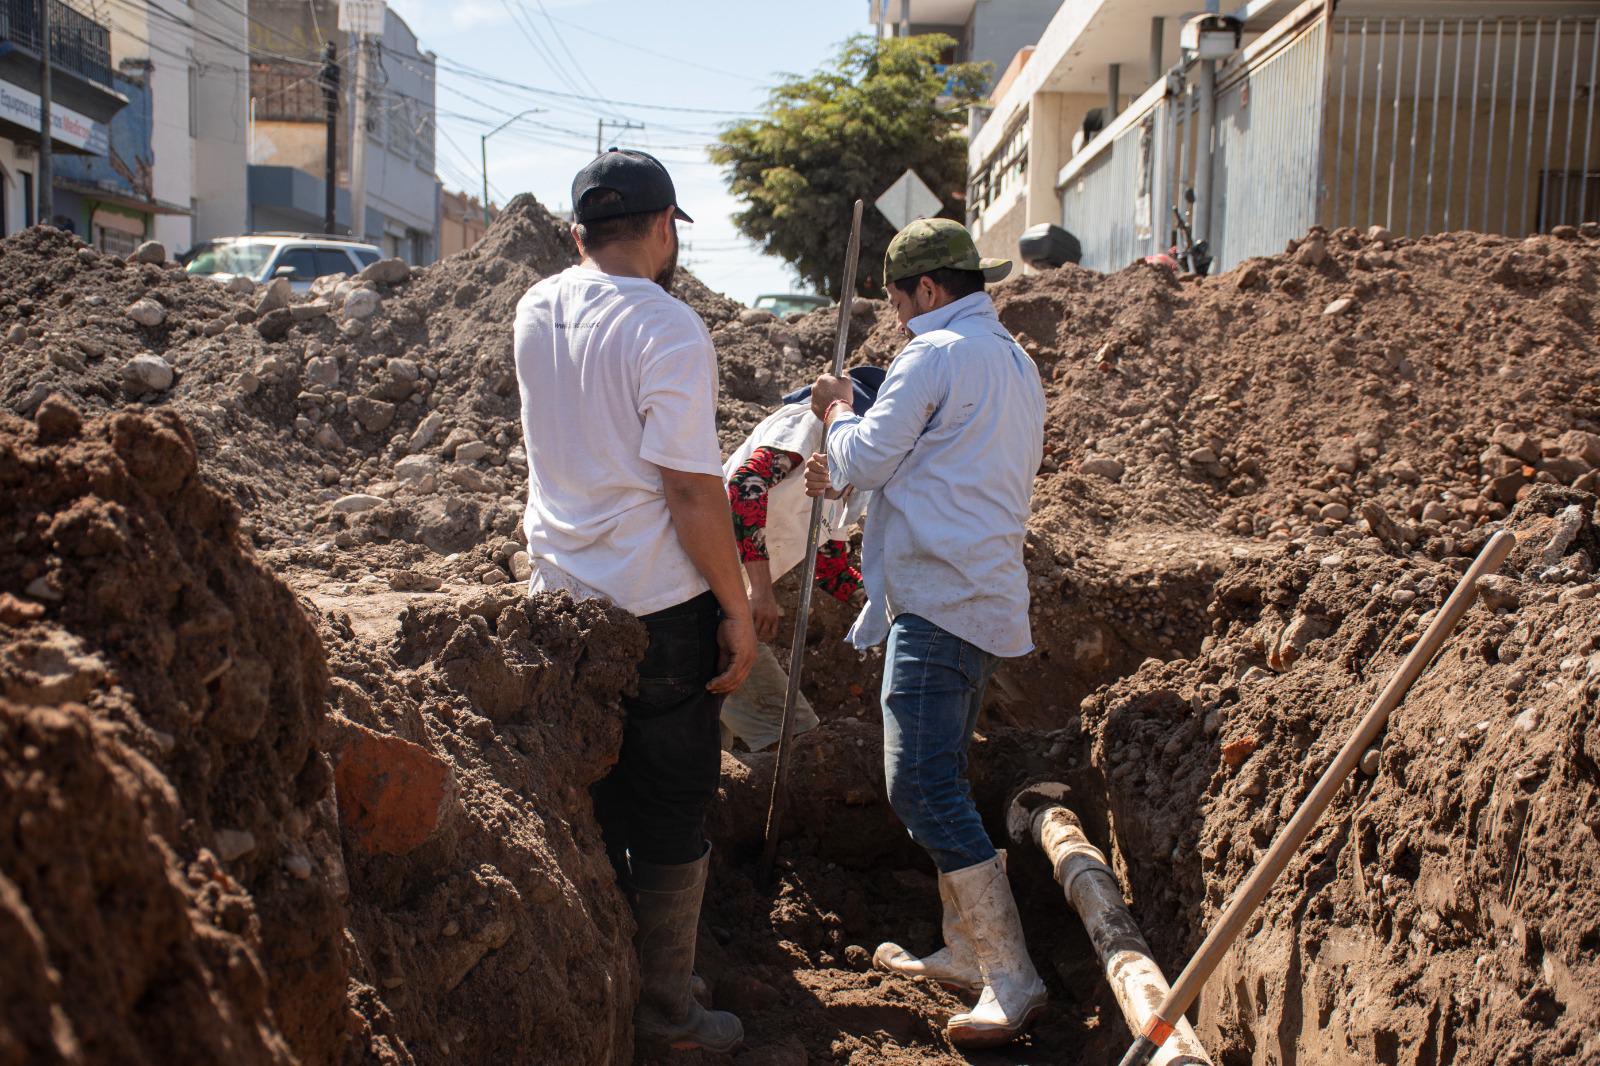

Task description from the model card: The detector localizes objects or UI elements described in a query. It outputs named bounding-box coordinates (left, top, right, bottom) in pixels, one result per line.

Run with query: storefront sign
left=0, top=80, right=110, bottom=155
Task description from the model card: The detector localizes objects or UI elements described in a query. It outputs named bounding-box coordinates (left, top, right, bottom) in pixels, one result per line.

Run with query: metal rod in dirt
left=1010, top=786, right=1214, bottom=1066
left=1116, top=528, right=1516, bottom=1066
left=760, top=198, right=865, bottom=882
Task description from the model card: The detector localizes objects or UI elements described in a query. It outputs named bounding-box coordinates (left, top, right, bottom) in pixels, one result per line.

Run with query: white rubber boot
left=873, top=852, right=1013, bottom=997
left=942, top=853, right=1047, bottom=1048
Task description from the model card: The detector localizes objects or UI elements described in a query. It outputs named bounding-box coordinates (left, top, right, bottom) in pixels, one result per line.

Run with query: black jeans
left=592, top=590, right=724, bottom=877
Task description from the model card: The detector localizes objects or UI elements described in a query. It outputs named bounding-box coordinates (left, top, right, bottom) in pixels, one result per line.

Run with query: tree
left=711, top=35, right=988, bottom=298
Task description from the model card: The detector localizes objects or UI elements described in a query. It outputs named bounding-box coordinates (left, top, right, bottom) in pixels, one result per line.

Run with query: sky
left=382, top=0, right=870, bottom=304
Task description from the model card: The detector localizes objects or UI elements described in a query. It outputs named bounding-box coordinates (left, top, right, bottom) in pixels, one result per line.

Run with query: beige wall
left=1320, top=94, right=1600, bottom=237
left=251, top=120, right=325, bottom=178
left=974, top=191, right=1030, bottom=261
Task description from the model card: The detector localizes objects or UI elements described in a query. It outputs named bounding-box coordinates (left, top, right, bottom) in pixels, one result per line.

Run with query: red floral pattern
left=727, top=446, right=861, bottom=602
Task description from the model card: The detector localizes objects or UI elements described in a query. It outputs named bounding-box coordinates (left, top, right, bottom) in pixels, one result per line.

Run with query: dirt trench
left=5, top=203, right=1600, bottom=1065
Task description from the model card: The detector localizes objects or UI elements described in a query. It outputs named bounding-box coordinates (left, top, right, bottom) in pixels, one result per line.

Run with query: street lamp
left=481, top=109, right=546, bottom=227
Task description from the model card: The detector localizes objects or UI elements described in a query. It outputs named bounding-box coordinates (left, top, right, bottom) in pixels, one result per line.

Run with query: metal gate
left=1210, top=2, right=1330, bottom=269
left=1323, top=15, right=1600, bottom=237
left=1057, top=77, right=1174, bottom=272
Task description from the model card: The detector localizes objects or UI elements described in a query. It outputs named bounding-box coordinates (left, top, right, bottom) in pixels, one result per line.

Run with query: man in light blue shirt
left=804, top=218, right=1047, bottom=1048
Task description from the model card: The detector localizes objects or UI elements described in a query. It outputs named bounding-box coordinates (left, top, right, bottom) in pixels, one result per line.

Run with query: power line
left=529, top=0, right=615, bottom=111
left=540, top=10, right=766, bottom=84
left=431, top=55, right=759, bottom=115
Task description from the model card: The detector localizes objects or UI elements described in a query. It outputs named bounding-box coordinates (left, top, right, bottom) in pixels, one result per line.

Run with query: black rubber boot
left=630, top=844, right=744, bottom=1053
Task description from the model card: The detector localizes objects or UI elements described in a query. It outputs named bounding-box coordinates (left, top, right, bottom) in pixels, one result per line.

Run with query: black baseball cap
left=572, top=148, right=693, bottom=224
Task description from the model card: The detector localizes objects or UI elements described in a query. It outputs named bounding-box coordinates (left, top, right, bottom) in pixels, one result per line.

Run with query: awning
left=54, top=179, right=190, bottom=216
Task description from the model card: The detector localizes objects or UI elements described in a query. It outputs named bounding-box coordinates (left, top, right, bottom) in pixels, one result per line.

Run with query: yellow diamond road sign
left=875, top=170, right=941, bottom=231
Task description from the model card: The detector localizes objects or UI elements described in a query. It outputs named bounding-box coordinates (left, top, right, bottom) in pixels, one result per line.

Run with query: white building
left=98, top=0, right=250, bottom=252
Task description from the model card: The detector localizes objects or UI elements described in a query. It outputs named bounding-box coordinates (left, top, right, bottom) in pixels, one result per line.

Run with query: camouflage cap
left=883, top=217, right=1012, bottom=285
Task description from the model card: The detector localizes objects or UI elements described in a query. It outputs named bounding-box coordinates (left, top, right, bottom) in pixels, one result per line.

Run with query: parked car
left=185, top=234, right=383, bottom=293
left=752, top=292, right=831, bottom=318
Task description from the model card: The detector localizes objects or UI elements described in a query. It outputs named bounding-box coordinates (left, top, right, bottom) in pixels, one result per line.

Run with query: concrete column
left=1028, top=92, right=1065, bottom=227
left=899, top=0, right=909, bottom=36
left=1194, top=59, right=1216, bottom=240
left=1149, top=17, right=1165, bottom=84
left=1107, top=63, right=1120, bottom=121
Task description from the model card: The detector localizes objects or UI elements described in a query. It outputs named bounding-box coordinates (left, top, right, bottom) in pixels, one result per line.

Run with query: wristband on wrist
left=823, top=399, right=854, bottom=425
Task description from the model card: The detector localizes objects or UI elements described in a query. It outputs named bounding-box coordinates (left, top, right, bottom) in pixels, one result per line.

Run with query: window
left=22, top=172, right=33, bottom=227
left=271, top=248, right=322, bottom=280
left=314, top=248, right=358, bottom=277
left=185, top=241, right=276, bottom=278
left=95, top=225, right=140, bottom=257
left=350, top=247, right=380, bottom=267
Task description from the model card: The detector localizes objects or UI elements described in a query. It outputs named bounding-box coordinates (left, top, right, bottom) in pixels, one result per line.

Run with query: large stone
left=255, top=307, right=295, bottom=340
left=739, top=307, right=777, bottom=325
left=509, top=550, right=532, bottom=581
left=126, top=298, right=166, bottom=328
left=1487, top=471, right=1530, bottom=505
left=375, top=357, right=420, bottom=402
left=448, top=466, right=492, bottom=493
left=343, top=288, right=382, bottom=320
left=291, top=300, right=334, bottom=322
left=1491, top=424, right=1542, bottom=464
left=120, top=354, right=174, bottom=394
left=332, top=493, right=384, bottom=514
left=408, top=410, right=445, bottom=452
left=453, top=440, right=490, bottom=463
left=304, top=355, right=341, bottom=388
left=333, top=729, right=453, bottom=856
left=1558, top=428, right=1600, bottom=467
left=358, top=257, right=411, bottom=285
left=224, top=275, right=256, bottom=295
left=1538, top=456, right=1590, bottom=484
left=1079, top=455, right=1124, bottom=481
left=394, top=453, right=441, bottom=484
left=132, top=239, right=167, bottom=265
left=348, top=395, right=397, bottom=434
left=255, top=277, right=291, bottom=316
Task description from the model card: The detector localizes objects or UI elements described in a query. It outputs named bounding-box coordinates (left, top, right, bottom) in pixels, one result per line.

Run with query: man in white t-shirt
left=512, top=148, right=754, bottom=1054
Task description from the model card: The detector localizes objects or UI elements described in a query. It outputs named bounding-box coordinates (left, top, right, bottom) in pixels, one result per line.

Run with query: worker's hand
left=804, top=451, right=834, bottom=498
left=708, top=614, right=758, bottom=694
left=809, top=373, right=855, bottom=422
left=749, top=583, right=782, bottom=642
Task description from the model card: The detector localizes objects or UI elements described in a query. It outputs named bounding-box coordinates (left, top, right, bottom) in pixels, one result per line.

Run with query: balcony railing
left=0, top=0, right=113, bottom=88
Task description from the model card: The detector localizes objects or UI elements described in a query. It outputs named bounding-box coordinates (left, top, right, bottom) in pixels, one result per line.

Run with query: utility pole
left=321, top=42, right=339, bottom=234
left=37, top=0, right=53, bottom=225
left=339, top=0, right=385, bottom=242
left=595, top=118, right=644, bottom=155
left=480, top=108, right=545, bottom=227
left=349, top=33, right=370, bottom=240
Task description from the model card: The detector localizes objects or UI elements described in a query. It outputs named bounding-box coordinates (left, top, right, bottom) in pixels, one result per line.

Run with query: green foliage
left=710, top=34, right=988, bottom=298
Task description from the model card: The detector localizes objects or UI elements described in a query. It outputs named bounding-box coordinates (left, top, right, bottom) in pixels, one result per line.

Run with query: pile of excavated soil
left=1076, top=486, right=1600, bottom=1066
left=0, top=405, right=345, bottom=1063
left=5, top=196, right=1600, bottom=1066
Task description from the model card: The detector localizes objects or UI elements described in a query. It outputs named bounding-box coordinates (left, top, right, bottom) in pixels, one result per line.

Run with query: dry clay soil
left=2, top=203, right=1599, bottom=1066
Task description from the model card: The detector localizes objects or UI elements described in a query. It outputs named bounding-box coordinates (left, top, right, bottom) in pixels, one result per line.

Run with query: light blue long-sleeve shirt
left=826, top=291, right=1045, bottom=658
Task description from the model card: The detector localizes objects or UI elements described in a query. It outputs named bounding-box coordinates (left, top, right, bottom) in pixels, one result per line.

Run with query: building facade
left=0, top=0, right=125, bottom=236
left=966, top=0, right=1600, bottom=273
left=868, top=0, right=1061, bottom=92
left=438, top=188, right=494, bottom=257
left=247, top=0, right=440, bottom=263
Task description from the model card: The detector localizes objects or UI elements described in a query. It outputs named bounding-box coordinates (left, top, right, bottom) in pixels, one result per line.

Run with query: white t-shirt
left=513, top=266, right=724, bottom=617
left=723, top=402, right=866, bottom=583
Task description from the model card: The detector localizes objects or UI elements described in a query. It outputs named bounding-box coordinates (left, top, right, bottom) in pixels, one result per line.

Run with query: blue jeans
left=881, top=613, right=1000, bottom=874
